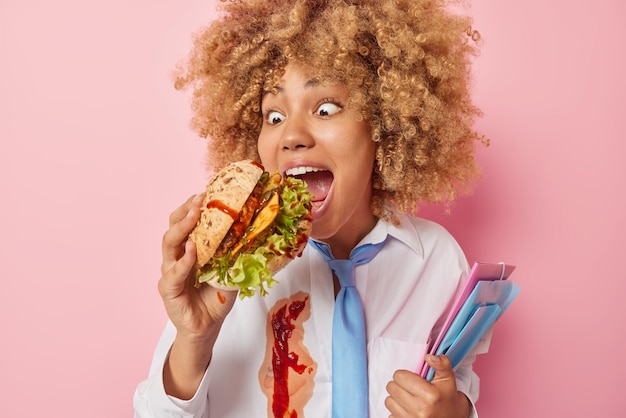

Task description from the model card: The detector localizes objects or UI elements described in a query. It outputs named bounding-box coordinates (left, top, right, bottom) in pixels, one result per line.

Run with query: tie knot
left=328, top=259, right=356, bottom=287
left=309, top=239, right=386, bottom=289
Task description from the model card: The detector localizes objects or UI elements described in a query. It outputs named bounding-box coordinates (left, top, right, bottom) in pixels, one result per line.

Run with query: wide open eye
left=316, top=101, right=342, bottom=117
left=265, top=110, right=285, bottom=125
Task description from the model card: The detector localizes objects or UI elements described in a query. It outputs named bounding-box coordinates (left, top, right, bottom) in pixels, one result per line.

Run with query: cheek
left=351, top=131, right=376, bottom=166
left=353, top=143, right=376, bottom=180
left=256, top=136, right=277, bottom=171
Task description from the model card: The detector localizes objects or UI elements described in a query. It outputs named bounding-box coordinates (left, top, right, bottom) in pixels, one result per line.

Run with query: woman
left=135, top=0, right=487, bottom=416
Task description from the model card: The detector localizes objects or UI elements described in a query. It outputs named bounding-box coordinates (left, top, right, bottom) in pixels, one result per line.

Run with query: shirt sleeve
left=133, top=321, right=212, bottom=418
left=454, top=358, right=480, bottom=418
left=453, top=326, right=494, bottom=418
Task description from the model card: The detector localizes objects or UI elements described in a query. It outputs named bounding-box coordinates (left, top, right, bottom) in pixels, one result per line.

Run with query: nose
left=279, top=118, right=315, bottom=151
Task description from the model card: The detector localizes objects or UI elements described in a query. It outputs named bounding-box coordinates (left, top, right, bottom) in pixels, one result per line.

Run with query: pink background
left=1, top=0, right=624, bottom=416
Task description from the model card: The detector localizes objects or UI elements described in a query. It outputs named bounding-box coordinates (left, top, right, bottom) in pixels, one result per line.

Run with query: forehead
left=264, top=58, right=348, bottom=85
left=263, top=64, right=347, bottom=94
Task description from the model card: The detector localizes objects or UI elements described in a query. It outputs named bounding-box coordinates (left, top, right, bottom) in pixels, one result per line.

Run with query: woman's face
left=258, top=65, right=377, bottom=254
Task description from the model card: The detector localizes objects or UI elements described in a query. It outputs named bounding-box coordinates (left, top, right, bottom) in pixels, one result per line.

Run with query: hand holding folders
left=419, top=262, right=521, bottom=381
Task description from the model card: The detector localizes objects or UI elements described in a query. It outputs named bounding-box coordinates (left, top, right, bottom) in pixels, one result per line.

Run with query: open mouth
left=285, top=166, right=333, bottom=218
left=285, top=166, right=333, bottom=201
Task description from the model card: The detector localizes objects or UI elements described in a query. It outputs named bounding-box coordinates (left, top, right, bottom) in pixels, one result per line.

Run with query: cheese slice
left=231, top=191, right=280, bottom=256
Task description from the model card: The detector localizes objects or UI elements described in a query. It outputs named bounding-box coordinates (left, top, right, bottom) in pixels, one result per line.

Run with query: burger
left=189, top=159, right=312, bottom=298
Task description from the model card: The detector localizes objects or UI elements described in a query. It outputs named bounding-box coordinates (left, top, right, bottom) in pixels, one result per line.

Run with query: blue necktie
left=309, top=238, right=386, bottom=418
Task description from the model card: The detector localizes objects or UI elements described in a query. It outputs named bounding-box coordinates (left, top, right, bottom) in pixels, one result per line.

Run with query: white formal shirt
left=134, top=215, right=488, bottom=417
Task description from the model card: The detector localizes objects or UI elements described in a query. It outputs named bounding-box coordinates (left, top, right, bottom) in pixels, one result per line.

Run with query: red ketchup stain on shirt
left=271, top=297, right=309, bottom=418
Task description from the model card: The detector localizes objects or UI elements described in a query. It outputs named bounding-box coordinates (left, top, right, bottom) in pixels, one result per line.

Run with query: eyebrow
left=269, top=77, right=321, bottom=94
left=304, top=78, right=321, bottom=88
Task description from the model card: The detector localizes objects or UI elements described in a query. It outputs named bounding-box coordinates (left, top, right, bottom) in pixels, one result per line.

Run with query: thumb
left=425, top=354, right=457, bottom=388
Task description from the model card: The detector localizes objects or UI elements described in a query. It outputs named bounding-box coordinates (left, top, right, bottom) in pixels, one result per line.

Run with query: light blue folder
left=425, top=279, right=520, bottom=381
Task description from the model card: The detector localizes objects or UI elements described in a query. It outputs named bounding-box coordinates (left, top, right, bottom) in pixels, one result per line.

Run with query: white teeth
left=285, top=166, right=323, bottom=176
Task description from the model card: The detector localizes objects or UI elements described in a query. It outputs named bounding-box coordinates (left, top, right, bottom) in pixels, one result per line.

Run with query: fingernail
left=426, top=354, right=440, bottom=363
left=193, top=193, right=203, bottom=204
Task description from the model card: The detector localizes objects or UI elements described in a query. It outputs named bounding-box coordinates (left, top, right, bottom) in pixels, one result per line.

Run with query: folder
left=419, top=262, right=520, bottom=381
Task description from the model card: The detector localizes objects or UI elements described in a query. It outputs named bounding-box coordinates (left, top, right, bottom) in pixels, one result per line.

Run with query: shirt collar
left=355, top=214, right=424, bottom=258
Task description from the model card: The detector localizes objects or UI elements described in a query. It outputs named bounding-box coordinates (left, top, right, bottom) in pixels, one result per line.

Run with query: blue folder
left=421, top=263, right=520, bottom=382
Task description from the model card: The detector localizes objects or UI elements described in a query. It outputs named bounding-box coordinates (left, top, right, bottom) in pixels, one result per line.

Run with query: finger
left=390, top=369, right=428, bottom=397
left=386, top=369, right=428, bottom=413
left=425, top=354, right=457, bottom=390
left=159, top=239, right=197, bottom=300
left=169, top=193, right=204, bottom=228
left=387, top=365, right=458, bottom=417
left=384, top=391, right=411, bottom=418
left=385, top=378, right=413, bottom=418
left=162, top=198, right=203, bottom=272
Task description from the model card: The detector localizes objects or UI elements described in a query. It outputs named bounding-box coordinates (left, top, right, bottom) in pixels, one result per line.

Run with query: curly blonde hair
left=175, top=0, right=485, bottom=220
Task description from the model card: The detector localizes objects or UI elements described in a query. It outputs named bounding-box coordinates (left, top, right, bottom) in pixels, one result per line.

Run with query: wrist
left=455, top=391, right=471, bottom=418
left=175, top=325, right=220, bottom=347
left=163, top=334, right=216, bottom=400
